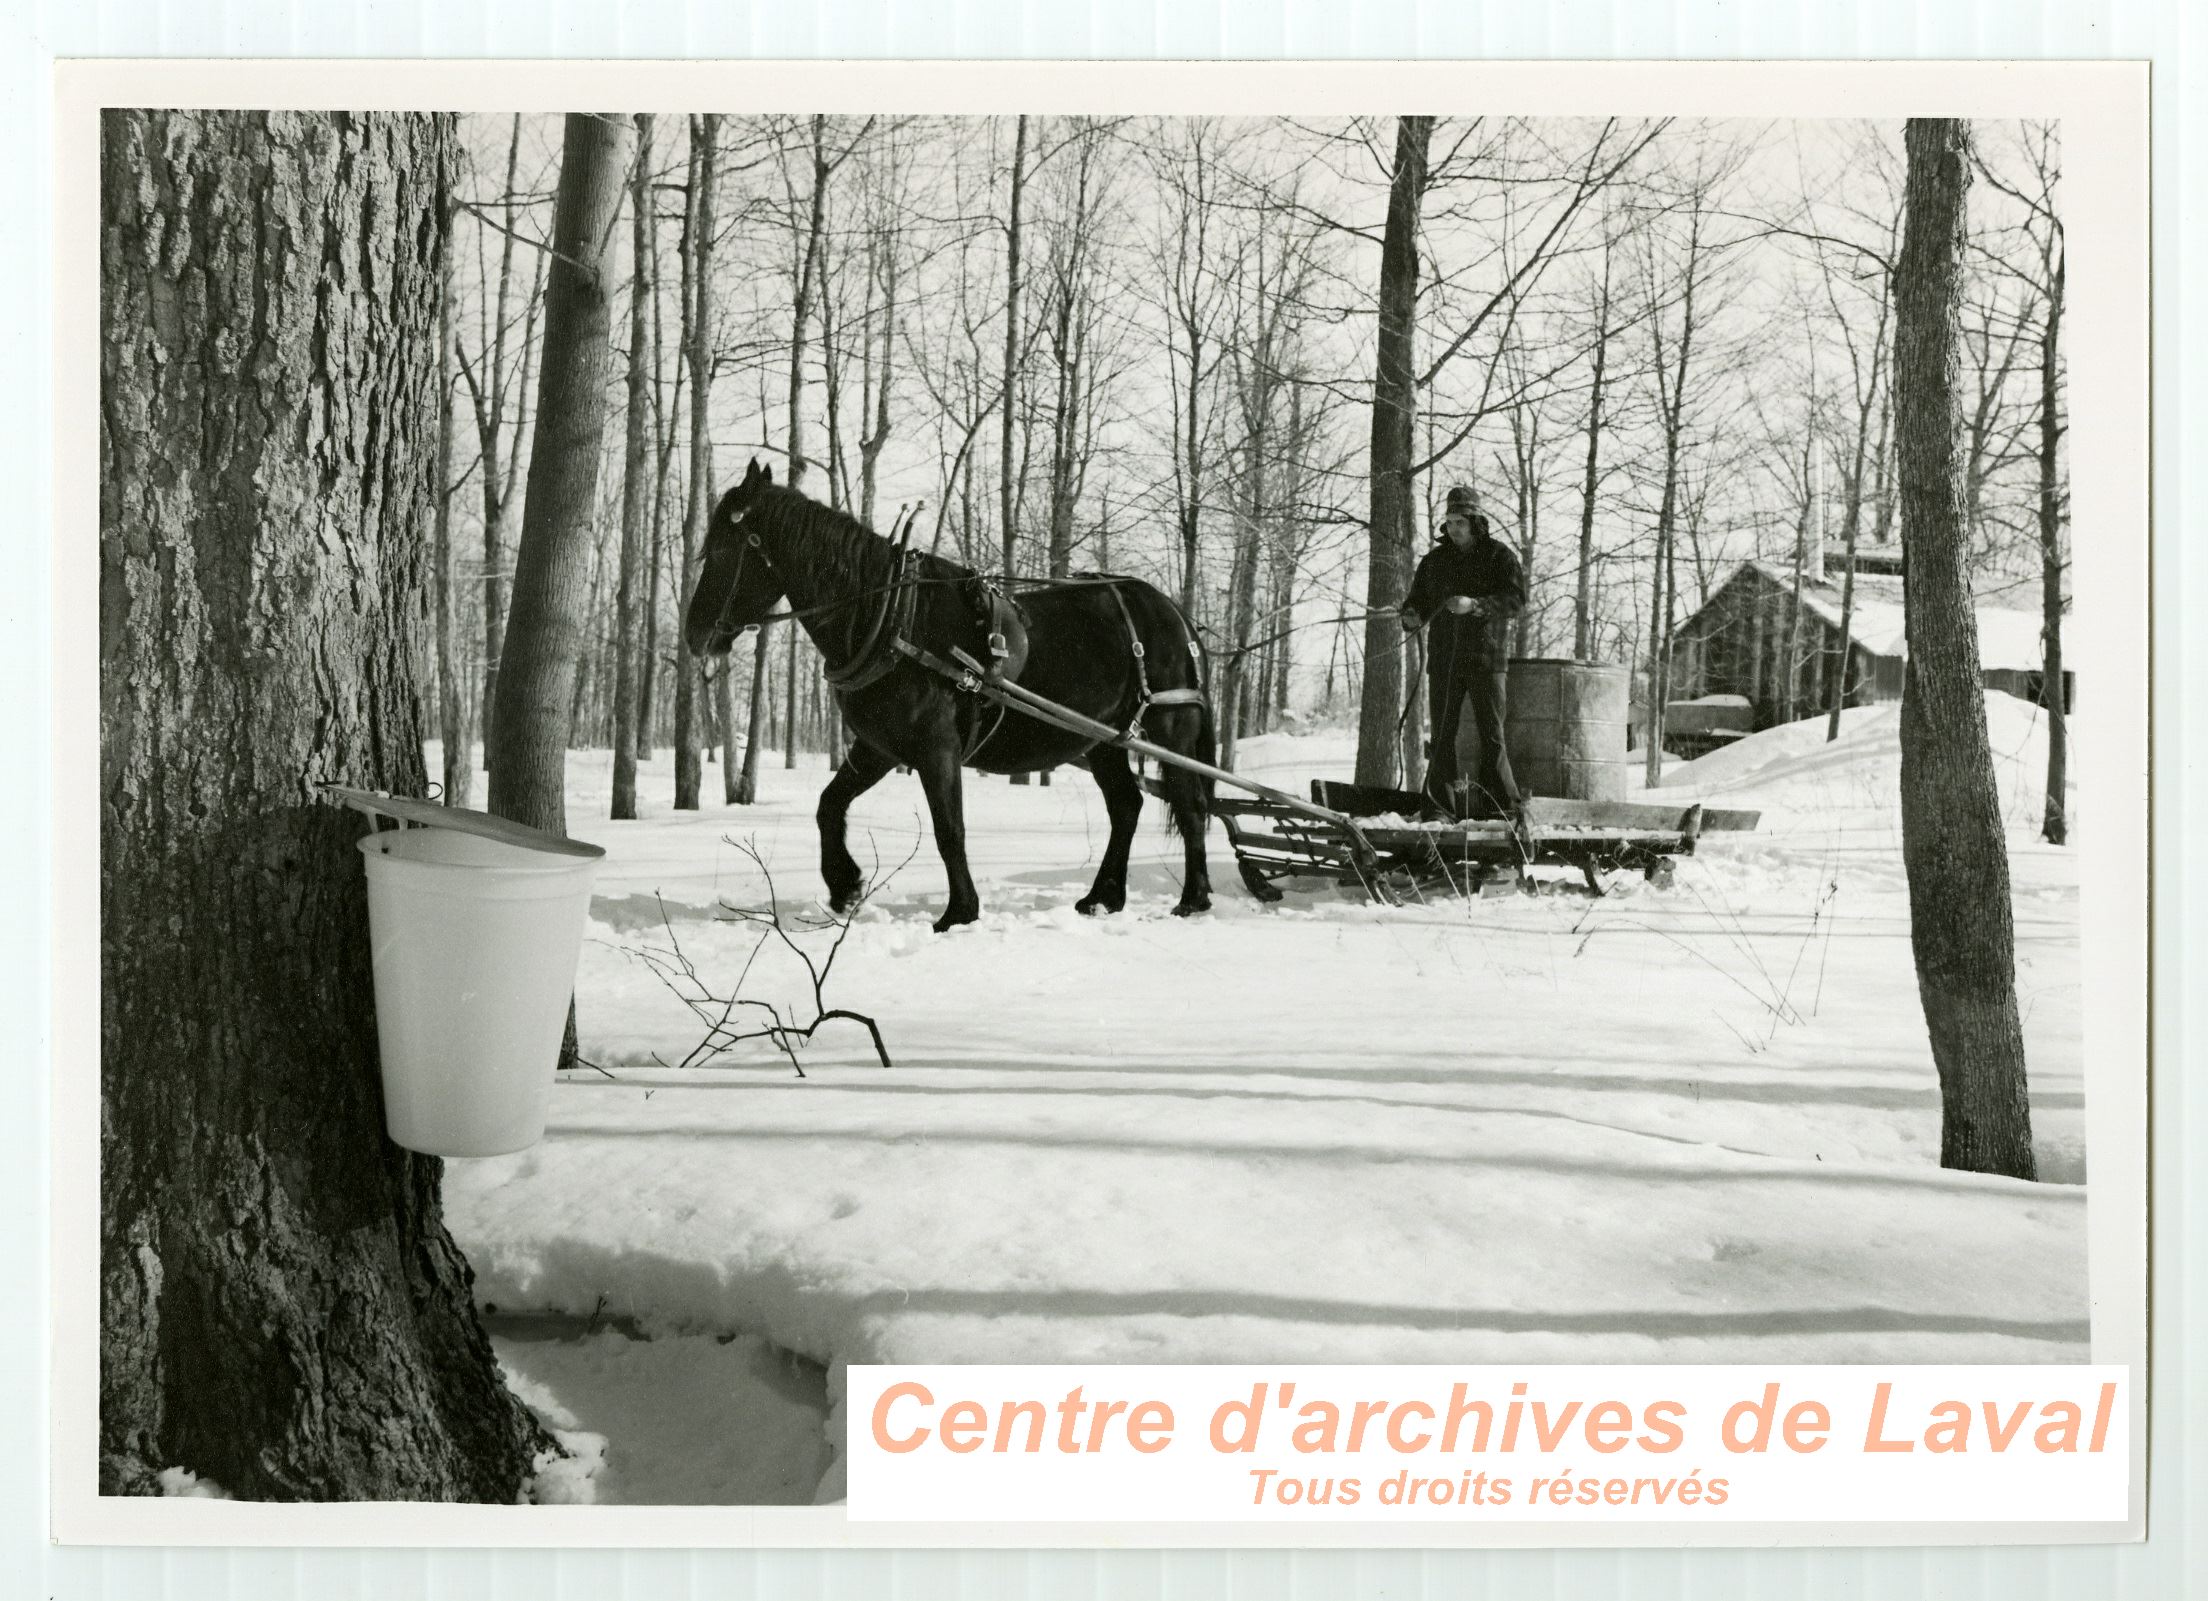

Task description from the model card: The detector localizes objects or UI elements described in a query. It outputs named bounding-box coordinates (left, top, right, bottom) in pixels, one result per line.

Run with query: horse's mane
left=749, top=481, right=971, bottom=596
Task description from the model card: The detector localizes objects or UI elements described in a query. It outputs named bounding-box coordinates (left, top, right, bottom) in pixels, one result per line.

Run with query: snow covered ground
left=433, top=692, right=2085, bottom=1504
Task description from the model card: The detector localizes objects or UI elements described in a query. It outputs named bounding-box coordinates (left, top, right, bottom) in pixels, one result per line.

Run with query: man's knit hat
left=1444, top=485, right=1484, bottom=521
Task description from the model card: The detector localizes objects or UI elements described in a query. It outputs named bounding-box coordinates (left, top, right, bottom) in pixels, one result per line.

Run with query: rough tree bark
left=1893, top=117, right=2036, bottom=1180
left=1355, top=115, right=1432, bottom=788
left=100, top=109, right=549, bottom=1500
left=490, top=112, right=634, bottom=837
left=611, top=114, right=655, bottom=821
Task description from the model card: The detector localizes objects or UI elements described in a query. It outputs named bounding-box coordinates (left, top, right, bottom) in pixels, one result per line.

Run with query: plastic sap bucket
left=358, top=826, right=598, bottom=1157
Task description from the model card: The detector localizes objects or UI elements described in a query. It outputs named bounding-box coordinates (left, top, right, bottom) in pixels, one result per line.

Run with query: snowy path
left=438, top=699, right=2086, bottom=1498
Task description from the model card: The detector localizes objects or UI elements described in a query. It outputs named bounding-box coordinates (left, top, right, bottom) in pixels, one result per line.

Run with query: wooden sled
left=1148, top=774, right=1760, bottom=904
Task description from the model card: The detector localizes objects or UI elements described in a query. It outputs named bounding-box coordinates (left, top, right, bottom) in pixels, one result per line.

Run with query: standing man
left=1399, top=485, right=1527, bottom=819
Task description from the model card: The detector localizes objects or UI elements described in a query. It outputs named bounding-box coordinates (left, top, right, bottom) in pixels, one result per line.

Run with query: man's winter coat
left=1402, top=534, right=1527, bottom=673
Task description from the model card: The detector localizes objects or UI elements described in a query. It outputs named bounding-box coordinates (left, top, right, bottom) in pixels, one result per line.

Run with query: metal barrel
left=1500, top=658, right=1632, bottom=801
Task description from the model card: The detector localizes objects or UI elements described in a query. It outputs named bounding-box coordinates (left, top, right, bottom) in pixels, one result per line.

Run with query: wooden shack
left=1666, top=549, right=2070, bottom=732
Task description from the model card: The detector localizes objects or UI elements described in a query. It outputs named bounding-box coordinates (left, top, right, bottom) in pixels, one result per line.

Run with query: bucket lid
left=322, top=784, right=607, bottom=860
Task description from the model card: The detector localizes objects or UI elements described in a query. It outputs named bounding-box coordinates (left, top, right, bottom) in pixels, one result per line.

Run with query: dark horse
left=684, top=459, right=1215, bottom=931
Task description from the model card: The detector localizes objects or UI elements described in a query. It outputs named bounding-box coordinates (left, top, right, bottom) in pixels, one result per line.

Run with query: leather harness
left=713, top=506, right=1204, bottom=755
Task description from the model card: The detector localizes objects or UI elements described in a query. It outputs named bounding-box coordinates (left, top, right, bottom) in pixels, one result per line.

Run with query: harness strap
left=1103, top=579, right=1210, bottom=740
left=825, top=548, right=917, bottom=694
left=890, top=637, right=1007, bottom=760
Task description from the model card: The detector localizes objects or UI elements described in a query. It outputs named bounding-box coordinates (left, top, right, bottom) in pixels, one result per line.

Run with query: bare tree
left=673, top=115, right=721, bottom=810
left=634, top=178, right=682, bottom=766
left=1038, top=119, right=1123, bottom=578
left=1893, top=117, right=2035, bottom=1180
left=1788, top=132, right=1905, bottom=740
left=491, top=111, right=634, bottom=835
left=611, top=114, right=656, bottom=820
left=1635, top=130, right=1745, bottom=781
left=1974, top=123, right=2068, bottom=842
left=1497, top=325, right=1556, bottom=658
left=1779, top=393, right=1819, bottom=724
left=1000, top=113, right=1031, bottom=580
left=855, top=131, right=909, bottom=527
left=1147, top=119, right=1236, bottom=613
left=433, top=155, right=474, bottom=808
left=775, top=115, right=829, bottom=778
left=1571, top=218, right=1621, bottom=662
left=2032, top=180, right=2068, bottom=845
left=1220, top=196, right=1321, bottom=765
left=1354, top=115, right=1432, bottom=788
left=454, top=115, right=548, bottom=770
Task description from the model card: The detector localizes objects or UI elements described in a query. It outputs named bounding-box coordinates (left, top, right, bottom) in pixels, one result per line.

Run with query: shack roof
left=1694, top=560, right=2051, bottom=674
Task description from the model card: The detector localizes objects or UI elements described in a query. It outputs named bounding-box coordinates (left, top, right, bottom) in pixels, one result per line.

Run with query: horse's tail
left=1153, top=594, right=1215, bottom=850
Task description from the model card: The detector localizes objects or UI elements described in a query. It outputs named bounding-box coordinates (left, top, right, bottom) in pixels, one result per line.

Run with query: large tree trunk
left=1355, top=115, right=1431, bottom=788
left=611, top=114, right=655, bottom=821
left=1893, top=117, right=2036, bottom=1180
left=100, top=109, right=548, bottom=1500
left=2039, top=247, right=2068, bottom=845
left=490, top=112, right=632, bottom=836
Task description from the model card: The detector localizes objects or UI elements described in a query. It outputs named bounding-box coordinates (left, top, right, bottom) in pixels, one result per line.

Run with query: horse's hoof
left=1075, top=892, right=1124, bottom=916
left=932, top=907, right=980, bottom=934
left=1171, top=896, right=1211, bottom=918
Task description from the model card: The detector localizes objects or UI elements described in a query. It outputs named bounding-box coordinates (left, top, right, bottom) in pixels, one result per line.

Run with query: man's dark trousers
left=1426, top=653, right=1520, bottom=820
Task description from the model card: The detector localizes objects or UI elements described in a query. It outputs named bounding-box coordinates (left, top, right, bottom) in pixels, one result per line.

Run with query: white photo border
left=47, top=55, right=2151, bottom=1551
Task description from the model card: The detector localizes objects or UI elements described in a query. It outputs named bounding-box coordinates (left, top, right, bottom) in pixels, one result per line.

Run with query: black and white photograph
left=72, top=63, right=2147, bottom=1524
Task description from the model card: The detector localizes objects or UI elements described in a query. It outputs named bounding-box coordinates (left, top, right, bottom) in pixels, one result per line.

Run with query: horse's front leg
left=914, top=745, right=981, bottom=932
left=817, top=740, right=896, bottom=913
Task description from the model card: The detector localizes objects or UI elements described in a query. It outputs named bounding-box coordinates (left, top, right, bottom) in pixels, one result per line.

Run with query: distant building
left=1666, top=547, right=2070, bottom=735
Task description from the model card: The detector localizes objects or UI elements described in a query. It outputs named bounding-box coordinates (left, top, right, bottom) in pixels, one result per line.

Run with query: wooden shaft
left=956, top=652, right=1376, bottom=856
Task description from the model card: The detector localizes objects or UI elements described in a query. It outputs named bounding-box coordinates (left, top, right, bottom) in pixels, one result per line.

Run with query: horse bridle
left=701, top=502, right=774, bottom=649
left=700, top=499, right=907, bottom=673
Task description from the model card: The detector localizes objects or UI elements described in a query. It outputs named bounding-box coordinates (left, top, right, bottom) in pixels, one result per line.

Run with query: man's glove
left=1444, top=595, right=1488, bottom=617
left=1398, top=608, right=1423, bottom=632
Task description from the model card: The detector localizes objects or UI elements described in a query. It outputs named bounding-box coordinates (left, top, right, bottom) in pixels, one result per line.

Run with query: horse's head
left=684, top=458, right=787, bottom=657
